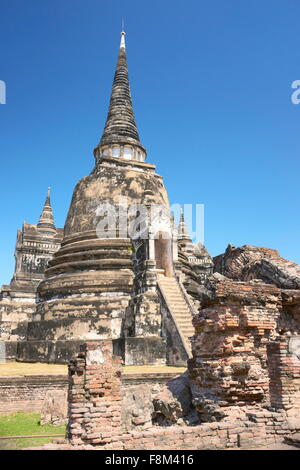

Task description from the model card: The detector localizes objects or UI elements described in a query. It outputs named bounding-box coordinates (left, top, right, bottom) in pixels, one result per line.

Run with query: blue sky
left=0, top=0, right=300, bottom=284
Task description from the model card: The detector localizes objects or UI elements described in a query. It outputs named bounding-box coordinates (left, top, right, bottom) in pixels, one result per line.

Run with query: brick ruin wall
left=0, top=375, right=68, bottom=414
left=189, top=278, right=300, bottom=423
left=267, top=340, right=300, bottom=411
left=0, top=372, right=175, bottom=415
left=66, top=336, right=300, bottom=450
left=1, top=267, right=300, bottom=449
left=65, top=273, right=300, bottom=450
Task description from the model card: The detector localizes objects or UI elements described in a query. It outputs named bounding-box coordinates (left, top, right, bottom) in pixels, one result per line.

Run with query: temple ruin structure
left=0, top=31, right=300, bottom=451
left=0, top=31, right=213, bottom=365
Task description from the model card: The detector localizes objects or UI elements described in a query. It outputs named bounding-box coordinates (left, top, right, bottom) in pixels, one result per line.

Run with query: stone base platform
left=5, top=336, right=167, bottom=365
left=113, top=336, right=166, bottom=366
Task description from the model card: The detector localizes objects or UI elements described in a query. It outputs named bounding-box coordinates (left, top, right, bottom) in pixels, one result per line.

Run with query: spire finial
left=120, top=23, right=126, bottom=50
left=45, top=186, right=51, bottom=205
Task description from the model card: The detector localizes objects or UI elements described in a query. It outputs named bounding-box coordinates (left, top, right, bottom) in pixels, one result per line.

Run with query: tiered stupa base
left=17, top=235, right=166, bottom=364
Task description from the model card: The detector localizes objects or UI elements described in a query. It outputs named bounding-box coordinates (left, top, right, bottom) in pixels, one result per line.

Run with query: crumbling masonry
left=65, top=249, right=300, bottom=450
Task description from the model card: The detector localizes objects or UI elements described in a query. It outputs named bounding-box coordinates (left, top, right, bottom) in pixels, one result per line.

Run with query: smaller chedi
left=0, top=189, right=63, bottom=358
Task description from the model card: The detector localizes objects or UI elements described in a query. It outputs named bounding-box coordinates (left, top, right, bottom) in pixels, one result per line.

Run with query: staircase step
left=165, top=304, right=189, bottom=309
left=175, top=320, right=193, bottom=325
left=162, top=285, right=181, bottom=288
left=164, top=296, right=185, bottom=300
left=158, top=277, right=194, bottom=358
left=176, top=319, right=193, bottom=322
left=177, top=324, right=193, bottom=328
left=174, top=318, right=192, bottom=323
left=168, top=306, right=189, bottom=311
left=163, top=289, right=182, bottom=292
left=172, top=304, right=191, bottom=307
left=166, top=297, right=187, bottom=302
left=170, top=310, right=192, bottom=315
left=172, top=316, right=192, bottom=321
left=172, top=315, right=192, bottom=320
left=163, top=291, right=182, bottom=296
left=175, top=318, right=193, bottom=322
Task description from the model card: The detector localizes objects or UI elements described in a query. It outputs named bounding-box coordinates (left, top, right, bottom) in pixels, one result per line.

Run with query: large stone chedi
left=19, top=32, right=208, bottom=365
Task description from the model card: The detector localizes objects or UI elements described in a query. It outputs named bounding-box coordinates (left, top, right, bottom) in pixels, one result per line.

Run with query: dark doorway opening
left=154, top=231, right=173, bottom=277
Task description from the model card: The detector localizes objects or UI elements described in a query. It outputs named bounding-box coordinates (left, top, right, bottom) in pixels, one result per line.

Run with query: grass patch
left=0, top=411, right=66, bottom=450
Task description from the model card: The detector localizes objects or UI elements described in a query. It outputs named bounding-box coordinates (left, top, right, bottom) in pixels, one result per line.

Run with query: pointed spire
left=37, top=187, right=56, bottom=233
left=95, top=30, right=145, bottom=155
left=45, top=186, right=51, bottom=205
left=120, top=29, right=126, bottom=50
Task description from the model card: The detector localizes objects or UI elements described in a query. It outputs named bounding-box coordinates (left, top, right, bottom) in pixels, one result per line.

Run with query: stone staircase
left=158, top=276, right=194, bottom=358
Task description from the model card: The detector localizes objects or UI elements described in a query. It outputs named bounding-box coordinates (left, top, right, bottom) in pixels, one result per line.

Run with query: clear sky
left=0, top=0, right=300, bottom=284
